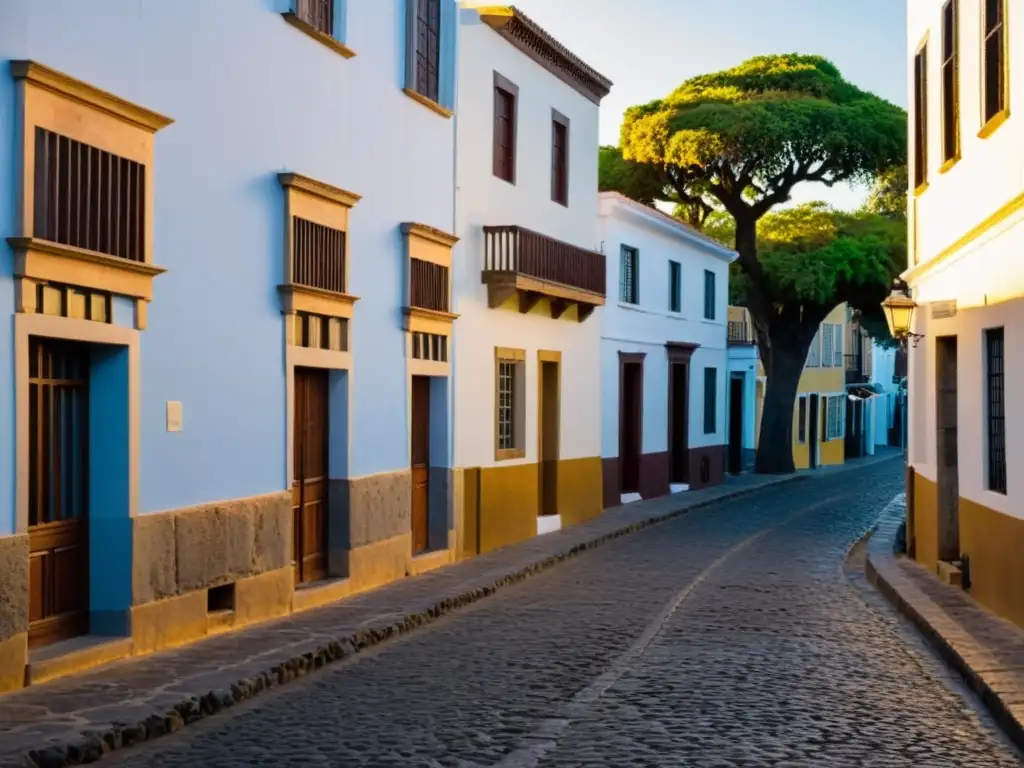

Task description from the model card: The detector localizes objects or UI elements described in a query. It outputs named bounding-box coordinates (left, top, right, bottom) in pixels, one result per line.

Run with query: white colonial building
left=905, top=0, right=1024, bottom=626
left=451, top=5, right=612, bottom=555
left=596, top=192, right=736, bottom=508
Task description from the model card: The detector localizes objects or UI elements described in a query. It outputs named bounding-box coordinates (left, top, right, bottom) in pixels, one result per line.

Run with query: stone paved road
left=108, top=460, right=1022, bottom=767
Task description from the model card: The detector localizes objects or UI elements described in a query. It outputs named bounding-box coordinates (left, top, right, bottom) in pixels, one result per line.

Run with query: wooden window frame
left=703, top=366, right=717, bottom=435
left=404, top=0, right=453, bottom=118
left=7, top=61, right=172, bottom=332
left=620, top=245, right=639, bottom=305
left=282, top=0, right=356, bottom=59
left=913, top=39, right=929, bottom=193
left=980, top=0, right=1010, bottom=137
left=551, top=109, right=570, bottom=206
left=985, top=326, right=1007, bottom=494
left=278, top=173, right=361, bottom=349
left=402, top=222, right=459, bottom=377
left=493, top=72, right=519, bottom=185
left=669, top=260, right=682, bottom=313
left=940, top=0, right=960, bottom=169
left=495, top=347, right=526, bottom=461
left=703, top=269, right=716, bottom=320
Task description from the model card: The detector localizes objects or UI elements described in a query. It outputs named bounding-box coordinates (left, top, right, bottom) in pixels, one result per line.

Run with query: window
left=669, top=260, right=682, bottom=313
left=703, top=367, right=717, bottom=434
left=414, top=0, right=441, bottom=102
left=825, top=395, right=845, bottom=441
left=295, top=0, right=334, bottom=36
left=703, top=270, right=716, bottom=320
left=831, top=324, right=844, bottom=367
left=914, top=43, right=928, bottom=189
left=284, top=0, right=354, bottom=58
left=806, top=329, right=821, bottom=367
left=941, top=0, right=960, bottom=163
left=551, top=110, right=570, bottom=205
left=495, top=348, right=526, bottom=459
left=797, top=396, right=807, bottom=444
left=493, top=73, right=518, bottom=184
left=822, top=324, right=835, bottom=368
left=620, top=245, right=639, bottom=304
left=982, top=0, right=1008, bottom=127
left=986, top=327, right=1006, bottom=493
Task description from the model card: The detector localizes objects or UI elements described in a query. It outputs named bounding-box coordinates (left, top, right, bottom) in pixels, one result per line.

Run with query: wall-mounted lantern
left=881, top=278, right=924, bottom=348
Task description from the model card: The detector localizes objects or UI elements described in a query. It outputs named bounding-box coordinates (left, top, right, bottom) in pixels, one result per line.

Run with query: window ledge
left=914, top=181, right=930, bottom=197
left=404, top=306, right=459, bottom=335
left=7, top=237, right=165, bottom=300
left=278, top=283, right=360, bottom=319
left=979, top=109, right=1010, bottom=139
left=938, top=154, right=961, bottom=174
left=281, top=12, right=357, bottom=59
left=495, top=448, right=526, bottom=462
left=403, top=88, right=453, bottom=119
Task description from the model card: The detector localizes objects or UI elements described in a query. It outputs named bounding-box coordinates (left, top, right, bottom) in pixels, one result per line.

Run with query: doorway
left=292, top=366, right=329, bottom=585
left=936, top=336, right=959, bottom=561
left=728, top=374, right=744, bottom=474
left=538, top=360, right=560, bottom=518
left=668, top=362, right=689, bottom=484
left=411, top=375, right=431, bottom=555
left=808, top=393, right=820, bottom=469
left=619, top=358, right=643, bottom=494
left=28, top=337, right=91, bottom=648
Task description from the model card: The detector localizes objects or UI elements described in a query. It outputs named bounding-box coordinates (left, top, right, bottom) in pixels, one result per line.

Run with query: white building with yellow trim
left=905, top=0, right=1024, bottom=625
left=451, top=5, right=612, bottom=556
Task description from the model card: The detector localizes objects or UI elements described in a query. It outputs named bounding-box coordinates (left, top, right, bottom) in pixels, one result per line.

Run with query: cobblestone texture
left=99, top=458, right=1020, bottom=767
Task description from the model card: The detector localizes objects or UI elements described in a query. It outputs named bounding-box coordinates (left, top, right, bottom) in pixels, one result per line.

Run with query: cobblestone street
left=103, top=459, right=1020, bottom=767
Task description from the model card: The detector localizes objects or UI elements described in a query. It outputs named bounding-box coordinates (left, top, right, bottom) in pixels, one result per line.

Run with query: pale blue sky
left=512, top=0, right=907, bottom=211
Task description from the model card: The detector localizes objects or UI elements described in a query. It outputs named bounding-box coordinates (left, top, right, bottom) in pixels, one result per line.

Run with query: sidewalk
left=867, top=496, right=1024, bottom=753
left=1, top=451, right=898, bottom=767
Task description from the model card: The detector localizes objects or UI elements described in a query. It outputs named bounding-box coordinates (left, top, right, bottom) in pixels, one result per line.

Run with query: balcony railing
left=727, top=319, right=754, bottom=345
left=483, top=225, right=606, bottom=299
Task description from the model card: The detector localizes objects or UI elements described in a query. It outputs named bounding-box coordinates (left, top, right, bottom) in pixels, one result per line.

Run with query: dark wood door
left=808, top=394, right=820, bottom=468
left=539, top=361, right=560, bottom=516
left=293, top=367, right=329, bottom=584
left=936, top=336, right=959, bottom=561
left=411, top=375, right=430, bottom=555
left=620, top=362, right=642, bottom=493
left=669, top=363, right=689, bottom=483
left=28, top=337, right=90, bottom=649
left=728, top=376, right=743, bottom=474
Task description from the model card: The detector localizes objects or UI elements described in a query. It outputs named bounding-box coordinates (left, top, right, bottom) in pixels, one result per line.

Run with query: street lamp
left=881, top=278, right=923, bottom=347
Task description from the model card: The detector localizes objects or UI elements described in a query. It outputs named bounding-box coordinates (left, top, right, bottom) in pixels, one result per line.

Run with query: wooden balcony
left=482, top=225, right=605, bottom=322
left=727, top=306, right=755, bottom=345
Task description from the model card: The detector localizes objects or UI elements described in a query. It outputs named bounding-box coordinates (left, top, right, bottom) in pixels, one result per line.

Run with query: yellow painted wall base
left=479, top=463, right=539, bottom=554
left=556, top=457, right=603, bottom=527
left=960, top=496, right=1024, bottom=629
left=820, top=439, right=844, bottom=467
left=0, top=632, right=27, bottom=693
left=912, top=473, right=939, bottom=573
left=349, top=533, right=413, bottom=592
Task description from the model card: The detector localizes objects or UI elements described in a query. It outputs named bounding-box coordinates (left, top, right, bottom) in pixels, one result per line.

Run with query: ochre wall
left=960, top=497, right=1024, bottom=629
left=478, top=463, right=540, bottom=553
left=819, top=438, right=844, bottom=467
left=557, top=457, right=603, bottom=527
left=912, top=473, right=939, bottom=573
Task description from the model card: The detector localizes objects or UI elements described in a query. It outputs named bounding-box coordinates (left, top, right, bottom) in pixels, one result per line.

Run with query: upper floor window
left=913, top=42, right=928, bottom=189
left=669, top=260, right=681, bottom=313
left=284, top=0, right=354, bottom=58
left=703, top=269, right=715, bottom=320
left=551, top=110, right=570, bottom=206
left=404, top=0, right=455, bottom=115
left=982, top=0, right=1008, bottom=128
left=620, top=245, right=639, bottom=304
left=493, top=73, right=518, bottom=184
left=941, top=0, right=960, bottom=163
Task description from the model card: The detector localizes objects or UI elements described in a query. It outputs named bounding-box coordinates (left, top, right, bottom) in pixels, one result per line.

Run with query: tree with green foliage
left=619, top=54, right=906, bottom=473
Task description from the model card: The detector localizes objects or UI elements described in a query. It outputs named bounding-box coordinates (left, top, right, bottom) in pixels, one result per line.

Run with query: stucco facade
left=596, top=193, right=736, bottom=508
left=0, top=0, right=459, bottom=689
left=905, top=0, right=1024, bottom=628
left=726, top=306, right=760, bottom=473
left=451, top=5, right=611, bottom=556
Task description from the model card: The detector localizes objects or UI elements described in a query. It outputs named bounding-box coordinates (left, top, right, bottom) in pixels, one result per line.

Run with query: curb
left=866, top=522, right=1024, bottom=754
left=17, top=473, right=810, bottom=767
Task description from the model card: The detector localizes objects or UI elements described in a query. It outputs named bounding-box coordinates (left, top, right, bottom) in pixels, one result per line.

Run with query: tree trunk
left=754, top=336, right=810, bottom=474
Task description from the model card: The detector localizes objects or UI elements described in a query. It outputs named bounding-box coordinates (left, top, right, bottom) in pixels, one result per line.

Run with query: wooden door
left=936, top=336, right=959, bottom=561
left=728, top=376, right=743, bottom=474
left=669, top=363, right=689, bottom=483
left=539, top=361, right=560, bottom=516
left=411, top=375, right=430, bottom=555
left=620, top=362, right=642, bottom=493
left=293, top=367, right=328, bottom=585
left=28, top=338, right=90, bottom=649
left=808, top=394, right=819, bottom=468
